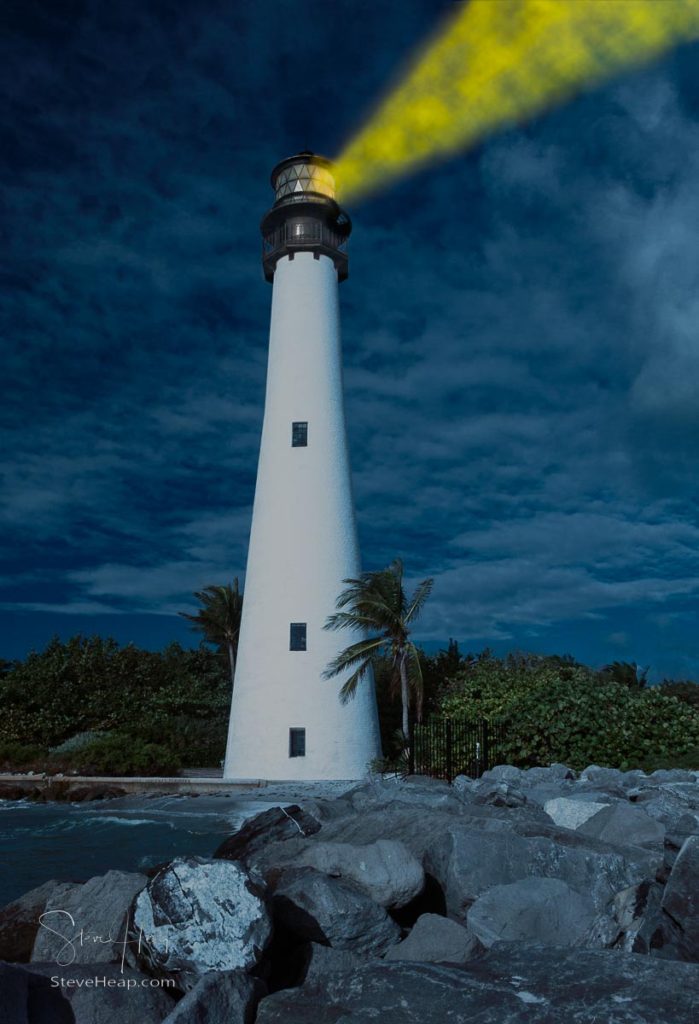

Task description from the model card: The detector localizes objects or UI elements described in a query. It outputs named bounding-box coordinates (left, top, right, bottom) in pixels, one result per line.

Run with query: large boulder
left=31, top=870, right=148, bottom=964
left=254, top=945, right=699, bottom=1023
left=0, top=880, right=79, bottom=962
left=0, top=961, right=74, bottom=1024
left=578, top=802, right=665, bottom=849
left=271, top=867, right=400, bottom=956
left=161, top=969, right=263, bottom=1024
left=660, top=835, right=699, bottom=961
left=348, top=776, right=465, bottom=815
left=133, top=857, right=272, bottom=986
left=20, top=963, right=175, bottom=1023
left=384, top=913, right=482, bottom=964
left=303, top=943, right=363, bottom=985
left=544, top=796, right=610, bottom=831
left=295, top=838, right=424, bottom=908
left=466, top=877, right=597, bottom=948
left=425, top=821, right=658, bottom=918
left=213, top=805, right=321, bottom=864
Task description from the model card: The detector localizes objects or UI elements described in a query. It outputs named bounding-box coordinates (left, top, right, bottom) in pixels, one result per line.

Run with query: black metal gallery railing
left=408, top=717, right=507, bottom=783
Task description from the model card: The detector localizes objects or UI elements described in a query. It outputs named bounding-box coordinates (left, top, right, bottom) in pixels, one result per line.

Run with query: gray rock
left=348, top=776, right=464, bottom=814
left=467, top=877, right=597, bottom=948
left=578, top=802, right=665, bottom=849
left=0, top=880, right=79, bottom=963
left=473, top=781, right=527, bottom=808
left=0, top=961, right=74, bottom=1024
left=295, top=838, right=424, bottom=908
left=384, top=912, right=482, bottom=963
left=479, top=765, right=524, bottom=784
left=19, top=962, right=175, bottom=1023
left=425, top=821, right=658, bottom=918
left=611, top=881, right=664, bottom=954
left=162, top=970, right=263, bottom=1024
left=544, top=796, right=609, bottom=830
left=31, top=870, right=147, bottom=964
left=213, top=805, right=321, bottom=863
left=661, top=835, right=699, bottom=961
left=133, top=857, right=272, bottom=986
left=255, top=945, right=699, bottom=1023
left=452, top=774, right=479, bottom=798
left=272, top=867, right=400, bottom=956
left=303, top=943, right=363, bottom=985
left=524, top=764, right=577, bottom=783
left=632, top=787, right=699, bottom=830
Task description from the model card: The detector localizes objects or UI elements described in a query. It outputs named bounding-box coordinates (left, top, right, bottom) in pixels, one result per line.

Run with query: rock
left=348, top=776, right=464, bottom=814
left=473, top=781, right=527, bottom=808
left=65, top=784, right=127, bottom=801
left=632, top=786, right=699, bottom=830
left=295, top=838, right=424, bottom=908
left=384, top=912, right=482, bottom=963
left=162, top=970, right=263, bottom=1024
left=133, top=857, right=272, bottom=986
left=544, top=796, right=610, bottom=830
left=303, top=943, right=363, bottom=985
left=578, top=802, right=666, bottom=849
left=467, top=877, right=596, bottom=948
left=255, top=945, right=699, bottom=1023
left=452, top=775, right=478, bottom=798
left=21, top=963, right=175, bottom=1023
left=660, top=835, right=699, bottom=961
left=524, top=764, right=577, bottom=783
left=0, top=961, right=74, bottom=1024
left=611, top=881, right=664, bottom=954
left=0, top=880, right=79, bottom=962
left=31, top=870, right=148, bottom=964
left=425, top=821, right=658, bottom=918
left=0, top=782, right=38, bottom=801
left=213, top=805, right=321, bottom=863
left=271, top=867, right=400, bottom=956
left=479, top=765, right=524, bottom=784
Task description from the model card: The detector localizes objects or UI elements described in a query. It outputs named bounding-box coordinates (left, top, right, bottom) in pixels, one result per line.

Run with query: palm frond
left=405, top=576, right=434, bottom=625
left=322, top=636, right=384, bottom=679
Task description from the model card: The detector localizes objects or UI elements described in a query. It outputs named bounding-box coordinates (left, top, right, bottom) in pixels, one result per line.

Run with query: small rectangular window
left=289, top=622, right=307, bottom=651
left=292, top=421, right=308, bottom=447
left=289, top=728, right=306, bottom=757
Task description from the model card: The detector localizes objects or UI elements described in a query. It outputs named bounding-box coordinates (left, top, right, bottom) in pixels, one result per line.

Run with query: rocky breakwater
left=1, top=764, right=699, bottom=1023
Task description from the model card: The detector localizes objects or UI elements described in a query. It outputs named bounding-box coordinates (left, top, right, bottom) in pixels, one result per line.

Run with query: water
left=0, top=793, right=281, bottom=906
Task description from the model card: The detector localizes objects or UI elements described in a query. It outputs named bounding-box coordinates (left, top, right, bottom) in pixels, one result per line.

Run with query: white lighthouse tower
left=223, top=152, right=382, bottom=781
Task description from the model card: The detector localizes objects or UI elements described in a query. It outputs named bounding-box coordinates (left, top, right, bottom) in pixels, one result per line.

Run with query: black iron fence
left=408, top=717, right=507, bottom=783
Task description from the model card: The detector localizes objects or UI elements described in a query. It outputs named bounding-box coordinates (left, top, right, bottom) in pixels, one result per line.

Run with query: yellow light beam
left=333, top=0, right=699, bottom=203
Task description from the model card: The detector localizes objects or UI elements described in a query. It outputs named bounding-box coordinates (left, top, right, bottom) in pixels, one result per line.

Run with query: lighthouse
left=223, top=152, right=382, bottom=780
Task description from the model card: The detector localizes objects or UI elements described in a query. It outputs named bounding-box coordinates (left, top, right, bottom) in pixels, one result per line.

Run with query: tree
left=600, top=660, right=649, bottom=690
left=179, top=581, right=243, bottom=693
left=322, top=559, right=433, bottom=739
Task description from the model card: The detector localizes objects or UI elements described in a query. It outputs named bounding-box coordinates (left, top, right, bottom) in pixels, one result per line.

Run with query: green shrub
left=0, top=741, right=46, bottom=770
left=438, top=651, right=699, bottom=770
left=49, top=734, right=182, bottom=777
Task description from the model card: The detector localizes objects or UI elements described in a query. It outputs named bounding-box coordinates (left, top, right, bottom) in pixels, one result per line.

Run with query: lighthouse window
left=290, top=622, right=307, bottom=651
left=292, top=421, right=308, bottom=447
left=289, top=728, right=306, bottom=758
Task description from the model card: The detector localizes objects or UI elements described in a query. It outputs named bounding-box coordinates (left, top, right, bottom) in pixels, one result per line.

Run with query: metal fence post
left=445, top=718, right=453, bottom=783
left=482, top=719, right=490, bottom=773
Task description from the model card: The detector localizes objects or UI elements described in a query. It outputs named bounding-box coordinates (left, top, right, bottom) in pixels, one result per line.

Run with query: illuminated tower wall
left=223, top=153, right=382, bottom=780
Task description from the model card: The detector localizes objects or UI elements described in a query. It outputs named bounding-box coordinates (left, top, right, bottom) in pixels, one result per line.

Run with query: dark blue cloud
left=2, top=0, right=699, bottom=680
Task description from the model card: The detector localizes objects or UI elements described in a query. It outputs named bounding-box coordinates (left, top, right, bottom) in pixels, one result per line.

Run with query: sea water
left=0, top=793, right=280, bottom=906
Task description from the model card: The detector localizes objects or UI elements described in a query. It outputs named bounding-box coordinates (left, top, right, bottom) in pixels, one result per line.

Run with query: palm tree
left=322, top=559, right=433, bottom=740
left=179, top=580, right=243, bottom=693
left=600, top=660, right=649, bottom=691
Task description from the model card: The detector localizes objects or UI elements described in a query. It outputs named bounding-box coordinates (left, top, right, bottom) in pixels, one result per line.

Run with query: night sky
left=3, top=0, right=699, bottom=680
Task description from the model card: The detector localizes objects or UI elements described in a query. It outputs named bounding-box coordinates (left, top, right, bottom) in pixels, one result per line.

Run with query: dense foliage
left=0, top=636, right=230, bottom=774
left=439, top=651, right=699, bottom=771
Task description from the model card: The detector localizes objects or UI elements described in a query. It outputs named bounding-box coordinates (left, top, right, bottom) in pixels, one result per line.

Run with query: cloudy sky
left=2, top=0, right=699, bottom=679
